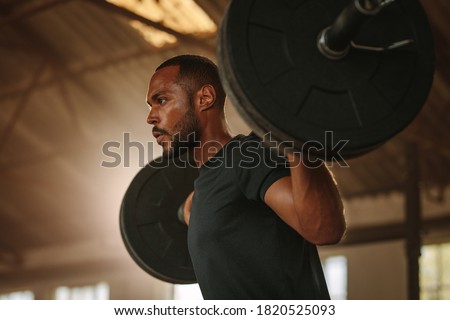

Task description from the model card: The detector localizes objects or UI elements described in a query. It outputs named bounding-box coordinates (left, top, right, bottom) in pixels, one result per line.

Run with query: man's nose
left=147, top=108, right=158, bottom=125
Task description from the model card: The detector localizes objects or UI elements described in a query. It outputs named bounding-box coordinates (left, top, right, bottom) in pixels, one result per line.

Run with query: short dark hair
left=156, top=55, right=226, bottom=108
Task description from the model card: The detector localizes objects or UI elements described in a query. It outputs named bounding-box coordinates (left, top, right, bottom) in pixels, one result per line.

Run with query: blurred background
left=0, top=0, right=449, bottom=300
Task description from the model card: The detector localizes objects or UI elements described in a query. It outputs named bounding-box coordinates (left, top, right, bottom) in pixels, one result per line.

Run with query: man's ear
left=197, top=85, right=216, bottom=112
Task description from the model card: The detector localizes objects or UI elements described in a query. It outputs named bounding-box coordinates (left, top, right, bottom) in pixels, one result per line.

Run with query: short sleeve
left=229, top=135, right=290, bottom=201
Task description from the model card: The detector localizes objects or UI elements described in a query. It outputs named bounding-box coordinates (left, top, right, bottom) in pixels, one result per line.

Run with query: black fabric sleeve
left=258, top=166, right=291, bottom=201
left=230, top=135, right=291, bottom=202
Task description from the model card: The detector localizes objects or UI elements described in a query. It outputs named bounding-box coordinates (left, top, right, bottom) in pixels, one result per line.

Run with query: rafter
left=0, top=0, right=74, bottom=28
left=0, top=61, right=48, bottom=156
left=84, top=0, right=216, bottom=55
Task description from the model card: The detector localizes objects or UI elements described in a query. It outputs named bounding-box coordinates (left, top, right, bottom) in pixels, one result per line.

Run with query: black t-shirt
left=188, top=134, right=330, bottom=299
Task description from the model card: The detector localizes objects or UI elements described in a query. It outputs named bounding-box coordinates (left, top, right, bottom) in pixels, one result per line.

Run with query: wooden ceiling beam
left=193, top=0, right=228, bottom=26
left=0, top=61, right=48, bottom=157
left=0, top=0, right=74, bottom=29
left=85, top=0, right=216, bottom=55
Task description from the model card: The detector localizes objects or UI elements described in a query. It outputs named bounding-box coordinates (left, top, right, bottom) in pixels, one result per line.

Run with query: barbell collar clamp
left=317, top=0, right=385, bottom=60
left=355, top=0, right=384, bottom=16
left=317, top=27, right=350, bottom=60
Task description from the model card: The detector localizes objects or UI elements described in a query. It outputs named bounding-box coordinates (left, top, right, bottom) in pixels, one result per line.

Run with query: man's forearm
left=287, top=154, right=346, bottom=245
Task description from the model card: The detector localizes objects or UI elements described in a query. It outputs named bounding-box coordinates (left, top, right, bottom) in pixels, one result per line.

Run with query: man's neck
left=193, top=131, right=233, bottom=167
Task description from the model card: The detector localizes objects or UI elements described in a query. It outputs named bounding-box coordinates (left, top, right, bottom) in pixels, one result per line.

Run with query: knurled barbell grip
left=317, top=0, right=385, bottom=59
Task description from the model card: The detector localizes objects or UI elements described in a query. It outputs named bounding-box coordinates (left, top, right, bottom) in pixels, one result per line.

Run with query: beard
left=162, top=106, right=201, bottom=158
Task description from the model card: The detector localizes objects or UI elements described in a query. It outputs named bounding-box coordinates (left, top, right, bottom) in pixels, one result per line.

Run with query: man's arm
left=181, top=191, right=194, bottom=225
left=264, top=153, right=346, bottom=245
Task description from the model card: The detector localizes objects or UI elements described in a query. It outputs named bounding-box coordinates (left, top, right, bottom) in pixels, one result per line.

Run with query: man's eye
left=158, top=98, right=167, bottom=105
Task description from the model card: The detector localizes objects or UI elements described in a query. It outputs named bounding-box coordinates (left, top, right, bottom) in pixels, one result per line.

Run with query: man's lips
left=152, top=128, right=169, bottom=144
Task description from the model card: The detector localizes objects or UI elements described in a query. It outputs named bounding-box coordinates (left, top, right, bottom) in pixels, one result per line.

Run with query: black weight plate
left=120, top=155, right=198, bottom=284
left=218, top=0, right=435, bottom=159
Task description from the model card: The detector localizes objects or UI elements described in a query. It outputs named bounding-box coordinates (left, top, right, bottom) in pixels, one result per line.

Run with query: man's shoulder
left=227, top=133, right=264, bottom=151
left=226, top=133, right=289, bottom=168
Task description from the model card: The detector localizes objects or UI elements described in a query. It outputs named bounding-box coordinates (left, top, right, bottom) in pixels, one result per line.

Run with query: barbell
left=218, top=0, right=434, bottom=159
left=120, top=0, right=435, bottom=283
left=120, top=154, right=198, bottom=283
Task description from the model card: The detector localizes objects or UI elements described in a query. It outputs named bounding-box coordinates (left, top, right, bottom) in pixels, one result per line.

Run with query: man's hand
left=182, top=191, right=194, bottom=225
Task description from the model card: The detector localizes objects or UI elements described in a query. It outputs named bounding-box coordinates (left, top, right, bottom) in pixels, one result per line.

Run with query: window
left=54, top=282, right=109, bottom=300
left=322, top=255, right=348, bottom=300
left=420, top=243, right=450, bottom=299
left=173, top=284, right=203, bottom=300
left=0, top=290, right=34, bottom=300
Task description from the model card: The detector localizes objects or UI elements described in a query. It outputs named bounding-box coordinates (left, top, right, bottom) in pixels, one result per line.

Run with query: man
left=146, top=55, right=346, bottom=299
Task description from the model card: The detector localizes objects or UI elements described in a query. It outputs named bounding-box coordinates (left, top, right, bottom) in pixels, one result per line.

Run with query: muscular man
left=146, top=55, right=346, bottom=299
